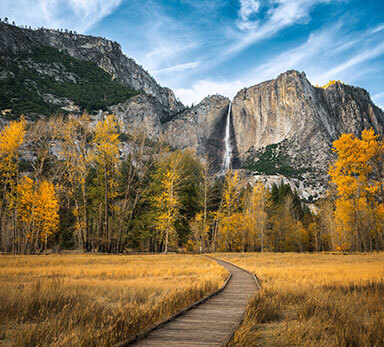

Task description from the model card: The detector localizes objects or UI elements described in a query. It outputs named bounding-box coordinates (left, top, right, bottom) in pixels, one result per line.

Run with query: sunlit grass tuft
left=0, top=254, right=227, bottom=346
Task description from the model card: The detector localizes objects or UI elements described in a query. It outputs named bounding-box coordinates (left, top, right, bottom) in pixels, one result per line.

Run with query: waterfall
left=222, top=102, right=232, bottom=173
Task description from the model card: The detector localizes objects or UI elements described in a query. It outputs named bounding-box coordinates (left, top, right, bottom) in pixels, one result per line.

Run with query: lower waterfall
left=222, top=102, right=232, bottom=173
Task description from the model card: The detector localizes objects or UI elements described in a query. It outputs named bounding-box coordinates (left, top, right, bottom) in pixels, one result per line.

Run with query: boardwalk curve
left=123, top=257, right=259, bottom=347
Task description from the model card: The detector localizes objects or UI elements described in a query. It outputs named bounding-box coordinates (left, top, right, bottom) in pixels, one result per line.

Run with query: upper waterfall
left=222, top=102, right=232, bottom=173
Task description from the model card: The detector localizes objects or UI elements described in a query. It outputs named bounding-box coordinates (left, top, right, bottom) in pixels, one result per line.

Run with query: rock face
left=163, top=95, right=241, bottom=171
left=165, top=95, right=239, bottom=169
left=109, top=94, right=165, bottom=137
left=0, top=22, right=184, bottom=117
left=232, top=70, right=383, bottom=159
left=229, top=70, right=384, bottom=198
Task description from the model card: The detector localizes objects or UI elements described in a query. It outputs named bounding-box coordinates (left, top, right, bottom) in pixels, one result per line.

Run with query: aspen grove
left=1, top=115, right=384, bottom=253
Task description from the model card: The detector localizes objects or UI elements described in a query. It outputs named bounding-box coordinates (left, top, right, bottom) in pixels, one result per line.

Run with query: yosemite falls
left=222, top=102, right=232, bottom=173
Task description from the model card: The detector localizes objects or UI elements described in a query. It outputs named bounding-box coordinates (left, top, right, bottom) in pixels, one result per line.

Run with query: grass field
left=216, top=253, right=384, bottom=346
left=0, top=254, right=227, bottom=346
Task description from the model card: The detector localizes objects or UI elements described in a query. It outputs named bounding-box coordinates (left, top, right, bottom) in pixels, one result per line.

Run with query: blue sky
left=2, top=0, right=384, bottom=108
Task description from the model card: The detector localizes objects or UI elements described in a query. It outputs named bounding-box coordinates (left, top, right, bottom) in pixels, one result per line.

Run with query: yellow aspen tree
left=361, top=129, right=384, bottom=250
left=329, top=129, right=384, bottom=251
left=244, top=182, right=269, bottom=251
left=17, top=176, right=34, bottom=251
left=189, top=212, right=203, bottom=252
left=318, top=198, right=337, bottom=250
left=194, top=156, right=211, bottom=253
left=230, top=212, right=247, bottom=251
left=189, top=212, right=209, bottom=253
left=28, top=118, right=57, bottom=183
left=17, top=178, right=59, bottom=252
left=57, top=114, right=92, bottom=251
left=282, top=194, right=302, bottom=251
left=34, top=181, right=59, bottom=250
left=155, top=152, right=183, bottom=253
left=0, top=117, right=26, bottom=252
left=330, top=133, right=360, bottom=250
left=217, top=170, right=241, bottom=251
left=94, top=115, right=120, bottom=251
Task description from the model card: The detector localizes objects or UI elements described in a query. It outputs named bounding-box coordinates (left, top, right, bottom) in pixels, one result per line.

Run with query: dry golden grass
left=0, top=254, right=227, bottom=346
left=216, top=252, right=384, bottom=346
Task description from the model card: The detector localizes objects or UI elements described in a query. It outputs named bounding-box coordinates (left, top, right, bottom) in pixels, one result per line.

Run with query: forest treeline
left=0, top=115, right=383, bottom=253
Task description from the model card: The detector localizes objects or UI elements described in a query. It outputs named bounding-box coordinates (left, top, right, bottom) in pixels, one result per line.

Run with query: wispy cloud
left=141, top=41, right=200, bottom=73
left=318, top=43, right=384, bottom=83
left=122, top=1, right=201, bottom=78
left=370, top=23, right=384, bottom=34
left=153, top=61, right=200, bottom=75
left=2, top=0, right=122, bottom=33
left=4, top=0, right=383, bottom=109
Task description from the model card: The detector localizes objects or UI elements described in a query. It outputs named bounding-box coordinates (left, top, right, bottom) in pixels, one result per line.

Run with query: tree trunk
left=202, top=180, right=207, bottom=254
left=104, top=165, right=109, bottom=251
left=82, top=183, right=89, bottom=252
left=261, top=227, right=264, bottom=252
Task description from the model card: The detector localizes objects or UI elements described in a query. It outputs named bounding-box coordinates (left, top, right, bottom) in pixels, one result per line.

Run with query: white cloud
left=371, top=23, right=384, bottom=34
left=142, top=41, right=200, bottom=73
left=174, top=79, right=245, bottom=106
left=1, top=0, right=122, bottom=33
left=153, top=61, right=200, bottom=74
left=239, top=0, right=260, bottom=21
left=122, top=2, right=201, bottom=78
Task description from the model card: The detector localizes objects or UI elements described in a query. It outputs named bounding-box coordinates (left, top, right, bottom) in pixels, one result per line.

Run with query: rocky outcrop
left=323, top=82, right=383, bottom=136
left=0, top=22, right=184, bottom=117
left=109, top=94, right=165, bottom=137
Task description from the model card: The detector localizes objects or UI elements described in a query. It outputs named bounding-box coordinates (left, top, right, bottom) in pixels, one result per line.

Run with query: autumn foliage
left=316, top=80, right=344, bottom=88
left=1, top=113, right=384, bottom=253
left=329, top=129, right=384, bottom=251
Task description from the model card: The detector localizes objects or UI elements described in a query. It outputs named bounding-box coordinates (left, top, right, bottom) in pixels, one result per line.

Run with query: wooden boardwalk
left=128, top=258, right=258, bottom=347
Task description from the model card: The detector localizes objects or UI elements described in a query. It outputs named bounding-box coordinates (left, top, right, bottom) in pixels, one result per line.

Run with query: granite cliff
left=1, top=23, right=383, bottom=199
left=231, top=71, right=384, bottom=198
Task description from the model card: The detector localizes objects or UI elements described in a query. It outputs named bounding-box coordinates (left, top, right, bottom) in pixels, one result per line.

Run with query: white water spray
left=222, top=102, right=232, bottom=173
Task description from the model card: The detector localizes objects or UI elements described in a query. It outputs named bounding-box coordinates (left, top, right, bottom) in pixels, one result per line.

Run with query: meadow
left=216, top=253, right=384, bottom=346
left=0, top=254, right=227, bottom=346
